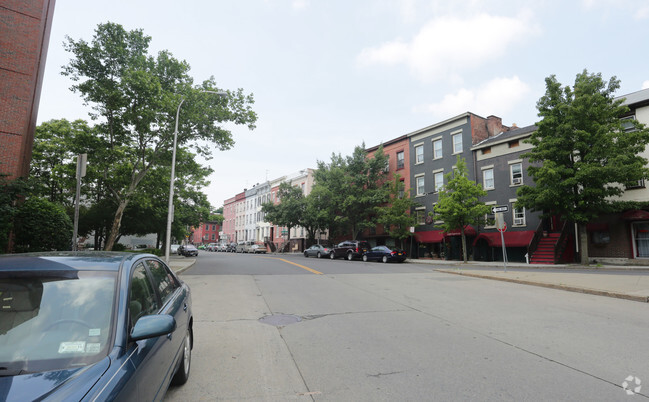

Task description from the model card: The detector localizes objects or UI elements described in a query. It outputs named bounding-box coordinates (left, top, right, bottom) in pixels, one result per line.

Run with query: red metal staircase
left=530, top=232, right=561, bottom=264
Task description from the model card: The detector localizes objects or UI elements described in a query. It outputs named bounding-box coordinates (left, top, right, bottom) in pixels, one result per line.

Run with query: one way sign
left=491, top=205, right=509, bottom=213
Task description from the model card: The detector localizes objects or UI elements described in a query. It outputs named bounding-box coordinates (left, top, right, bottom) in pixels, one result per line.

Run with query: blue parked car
left=0, top=252, right=193, bottom=401
left=361, top=245, right=407, bottom=263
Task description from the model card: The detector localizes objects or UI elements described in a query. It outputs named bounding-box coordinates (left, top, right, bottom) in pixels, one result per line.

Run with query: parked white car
left=170, top=244, right=180, bottom=254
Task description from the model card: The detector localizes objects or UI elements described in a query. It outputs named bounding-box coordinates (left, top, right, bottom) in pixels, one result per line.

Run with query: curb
left=172, top=260, right=196, bottom=275
left=435, top=269, right=649, bottom=303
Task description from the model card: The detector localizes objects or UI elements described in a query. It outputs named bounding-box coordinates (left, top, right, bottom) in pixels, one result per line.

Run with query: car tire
left=362, top=254, right=368, bottom=262
left=317, top=252, right=321, bottom=258
left=347, top=252, right=353, bottom=261
left=382, top=256, right=388, bottom=263
left=304, top=252, right=308, bottom=258
left=172, top=329, right=192, bottom=385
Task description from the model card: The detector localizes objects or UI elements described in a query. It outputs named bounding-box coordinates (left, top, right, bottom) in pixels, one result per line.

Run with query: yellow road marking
left=262, top=257, right=323, bottom=275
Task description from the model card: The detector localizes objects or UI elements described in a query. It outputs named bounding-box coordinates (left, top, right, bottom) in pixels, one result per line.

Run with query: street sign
left=498, top=223, right=507, bottom=232
left=491, top=205, right=509, bottom=213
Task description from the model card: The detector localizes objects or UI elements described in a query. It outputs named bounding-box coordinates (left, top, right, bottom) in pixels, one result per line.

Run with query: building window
left=483, top=168, right=494, bottom=190
left=397, top=151, right=404, bottom=169
left=452, top=133, right=463, bottom=154
left=399, top=178, right=405, bottom=198
left=415, top=144, right=424, bottom=164
left=416, top=175, right=425, bottom=196
left=510, top=162, right=523, bottom=185
left=212, top=234, right=216, bottom=240
left=621, top=115, right=636, bottom=132
left=508, top=140, right=519, bottom=148
left=433, top=139, right=443, bottom=159
left=416, top=209, right=426, bottom=225
left=482, top=147, right=491, bottom=155
left=513, top=206, right=525, bottom=226
left=626, top=178, right=646, bottom=189
left=212, top=224, right=216, bottom=230
left=434, top=171, right=444, bottom=192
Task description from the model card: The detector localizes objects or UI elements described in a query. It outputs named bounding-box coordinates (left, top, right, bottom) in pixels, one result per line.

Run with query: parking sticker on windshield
left=86, top=343, right=101, bottom=354
left=59, top=341, right=86, bottom=353
left=89, top=328, right=101, bottom=336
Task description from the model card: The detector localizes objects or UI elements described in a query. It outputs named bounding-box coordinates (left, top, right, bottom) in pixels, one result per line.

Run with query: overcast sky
left=37, top=0, right=649, bottom=208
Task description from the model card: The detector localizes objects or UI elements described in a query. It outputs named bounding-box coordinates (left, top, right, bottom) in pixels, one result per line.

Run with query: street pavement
left=167, top=254, right=649, bottom=303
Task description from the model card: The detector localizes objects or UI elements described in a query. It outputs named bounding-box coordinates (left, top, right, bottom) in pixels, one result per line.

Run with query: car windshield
left=0, top=270, right=117, bottom=375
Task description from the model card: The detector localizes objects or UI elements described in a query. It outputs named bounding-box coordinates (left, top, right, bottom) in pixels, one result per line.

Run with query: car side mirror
left=130, top=314, right=176, bottom=341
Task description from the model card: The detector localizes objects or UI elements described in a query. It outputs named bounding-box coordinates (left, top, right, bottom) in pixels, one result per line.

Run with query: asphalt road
left=164, top=251, right=649, bottom=401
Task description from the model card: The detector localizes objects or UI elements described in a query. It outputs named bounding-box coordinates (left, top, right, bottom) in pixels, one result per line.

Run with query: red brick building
left=0, top=0, right=56, bottom=179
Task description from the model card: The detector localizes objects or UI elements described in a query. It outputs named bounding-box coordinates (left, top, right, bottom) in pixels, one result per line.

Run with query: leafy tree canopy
left=516, top=70, right=649, bottom=263
left=62, top=22, right=258, bottom=250
left=433, top=155, right=491, bottom=262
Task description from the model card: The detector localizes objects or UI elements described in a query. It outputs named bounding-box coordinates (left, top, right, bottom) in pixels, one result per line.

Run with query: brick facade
left=0, top=0, right=55, bottom=179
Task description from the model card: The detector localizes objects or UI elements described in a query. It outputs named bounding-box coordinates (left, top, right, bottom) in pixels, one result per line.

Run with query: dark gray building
left=408, top=112, right=509, bottom=260
left=471, top=124, right=544, bottom=262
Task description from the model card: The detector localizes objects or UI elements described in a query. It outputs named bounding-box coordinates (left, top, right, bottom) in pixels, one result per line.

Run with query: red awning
left=445, top=225, right=477, bottom=237
left=621, top=210, right=649, bottom=221
left=473, top=231, right=535, bottom=247
left=414, top=230, right=445, bottom=243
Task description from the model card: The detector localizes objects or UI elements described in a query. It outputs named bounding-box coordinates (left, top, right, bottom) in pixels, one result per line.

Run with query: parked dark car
left=0, top=252, right=193, bottom=401
left=362, top=245, right=407, bottom=263
left=226, top=242, right=237, bottom=252
left=179, top=244, right=198, bottom=257
left=330, top=240, right=371, bottom=260
left=304, top=244, right=331, bottom=258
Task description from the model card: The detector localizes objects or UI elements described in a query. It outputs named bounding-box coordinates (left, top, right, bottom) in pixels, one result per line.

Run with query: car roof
left=0, top=251, right=154, bottom=273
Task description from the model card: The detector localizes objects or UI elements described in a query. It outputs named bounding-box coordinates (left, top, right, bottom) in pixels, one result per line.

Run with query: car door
left=126, top=262, right=168, bottom=400
left=145, top=259, right=187, bottom=381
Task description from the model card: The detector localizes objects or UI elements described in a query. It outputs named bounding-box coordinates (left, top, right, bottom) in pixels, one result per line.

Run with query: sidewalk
left=168, top=256, right=196, bottom=274
left=408, top=259, right=649, bottom=303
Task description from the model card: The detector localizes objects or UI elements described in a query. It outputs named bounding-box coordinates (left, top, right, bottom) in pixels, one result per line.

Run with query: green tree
left=0, top=177, right=29, bottom=253
left=262, top=181, right=304, bottom=248
left=63, top=22, right=257, bottom=250
left=313, top=145, right=390, bottom=239
left=517, top=70, right=649, bottom=264
left=376, top=175, right=418, bottom=249
left=433, top=156, right=491, bottom=263
left=13, top=197, right=73, bottom=252
left=301, top=185, right=331, bottom=241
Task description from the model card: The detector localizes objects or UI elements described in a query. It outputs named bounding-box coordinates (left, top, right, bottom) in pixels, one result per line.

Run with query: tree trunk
left=104, top=200, right=128, bottom=250
left=460, top=230, right=468, bottom=263
left=579, top=222, right=589, bottom=265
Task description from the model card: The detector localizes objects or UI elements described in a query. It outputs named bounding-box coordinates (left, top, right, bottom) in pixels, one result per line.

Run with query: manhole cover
left=259, top=314, right=302, bottom=326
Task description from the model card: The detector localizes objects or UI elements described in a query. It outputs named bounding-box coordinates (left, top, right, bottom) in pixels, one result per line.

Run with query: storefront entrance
left=633, top=222, right=649, bottom=258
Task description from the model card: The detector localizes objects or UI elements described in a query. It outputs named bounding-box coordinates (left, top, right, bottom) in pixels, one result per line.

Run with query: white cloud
left=292, top=0, right=309, bottom=10
left=643, top=80, right=649, bottom=89
left=415, top=76, right=530, bottom=119
left=357, top=12, right=539, bottom=82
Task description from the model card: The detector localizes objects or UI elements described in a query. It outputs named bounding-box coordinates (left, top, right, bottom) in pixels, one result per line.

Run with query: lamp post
left=165, top=90, right=226, bottom=263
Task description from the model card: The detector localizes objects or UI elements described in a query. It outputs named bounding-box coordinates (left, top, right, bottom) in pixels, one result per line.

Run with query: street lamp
left=165, top=90, right=227, bottom=263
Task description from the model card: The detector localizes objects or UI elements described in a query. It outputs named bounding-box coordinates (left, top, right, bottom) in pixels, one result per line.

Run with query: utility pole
left=72, top=154, right=87, bottom=251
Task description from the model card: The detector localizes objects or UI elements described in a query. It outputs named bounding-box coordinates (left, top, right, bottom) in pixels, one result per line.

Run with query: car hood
left=0, top=357, right=110, bottom=402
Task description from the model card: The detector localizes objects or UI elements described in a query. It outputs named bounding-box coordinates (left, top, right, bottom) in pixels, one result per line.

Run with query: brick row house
left=221, top=169, right=316, bottom=252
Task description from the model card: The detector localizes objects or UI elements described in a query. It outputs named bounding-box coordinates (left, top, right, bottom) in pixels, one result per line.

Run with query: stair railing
left=528, top=219, right=545, bottom=261
left=553, top=220, right=570, bottom=263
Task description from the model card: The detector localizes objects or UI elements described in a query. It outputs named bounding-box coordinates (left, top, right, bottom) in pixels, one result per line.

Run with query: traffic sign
left=492, top=205, right=509, bottom=213
left=498, top=223, right=507, bottom=232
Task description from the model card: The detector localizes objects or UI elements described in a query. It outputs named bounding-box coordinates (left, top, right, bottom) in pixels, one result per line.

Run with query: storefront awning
left=621, top=210, right=649, bottom=221
left=473, top=230, right=535, bottom=248
left=445, top=225, right=477, bottom=237
left=414, top=230, right=444, bottom=243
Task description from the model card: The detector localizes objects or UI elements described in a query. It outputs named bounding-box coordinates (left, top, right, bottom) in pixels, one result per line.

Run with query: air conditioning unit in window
left=512, top=177, right=522, bottom=185
left=514, top=218, right=524, bottom=226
